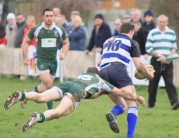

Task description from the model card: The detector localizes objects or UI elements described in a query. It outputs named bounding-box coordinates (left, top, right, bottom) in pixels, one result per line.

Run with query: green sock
left=46, top=101, right=53, bottom=110
left=20, top=92, right=26, bottom=101
left=38, top=113, right=45, bottom=123
left=27, top=86, right=38, bottom=93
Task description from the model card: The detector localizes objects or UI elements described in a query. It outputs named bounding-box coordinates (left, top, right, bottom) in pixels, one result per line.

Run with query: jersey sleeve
left=130, top=40, right=141, bottom=57
left=102, top=80, right=115, bottom=92
left=60, top=26, right=67, bottom=40
left=28, top=27, right=36, bottom=40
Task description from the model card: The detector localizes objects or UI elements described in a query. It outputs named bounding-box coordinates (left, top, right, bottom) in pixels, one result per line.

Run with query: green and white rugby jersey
left=28, top=22, right=67, bottom=61
left=73, top=73, right=114, bottom=97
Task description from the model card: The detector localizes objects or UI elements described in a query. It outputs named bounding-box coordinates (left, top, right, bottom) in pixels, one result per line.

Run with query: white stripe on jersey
left=115, top=37, right=131, bottom=47
left=54, top=25, right=63, bottom=38
left=34, top=25, right=43, bottom=42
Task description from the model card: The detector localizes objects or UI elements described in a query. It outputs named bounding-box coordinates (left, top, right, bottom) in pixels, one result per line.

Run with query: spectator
left=53, top=7, right=61, bottom=16
left=68, top=15, right=86, bottom=51
left=22, top=15, right=36, bottom=48
left=145, top=14, right=179, bottom=110
left=142, top=10, right=156, bottom=31
left=5, top=13, right=16, bottom=48
left=132, top=21, right=149, bottom=57
left=55, top=14, right=70, bottom=49
left=55, top=14, right=70, bottom=33
left=0, top=20, right=6, bottom=47
left=113, top=18, right=121, bottom=36
left=131, top=9, right=143, bottom=24
left=69, top=11, right=88, bottom=39
left=121, top=15, right=131, bottom=23
left=85, top=13, right=111, bottom=54
left=14, top=13, right=27, bottom=48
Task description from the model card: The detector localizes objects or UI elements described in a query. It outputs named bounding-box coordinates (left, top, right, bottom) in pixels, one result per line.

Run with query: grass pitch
left=0, top=77, right=179, bottom=138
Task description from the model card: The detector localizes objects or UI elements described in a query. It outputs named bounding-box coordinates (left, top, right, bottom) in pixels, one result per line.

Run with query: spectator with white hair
left=145, top=14, right=179, bottom=110
left=131, top=8, right=143, bottom=24
left=5, top=13, right=17, bottom=48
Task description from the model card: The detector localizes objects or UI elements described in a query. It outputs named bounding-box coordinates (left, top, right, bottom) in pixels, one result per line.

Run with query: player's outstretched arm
left=22, top=36, right=31, bottom=66
left=111, top=87, right=146, bottom=106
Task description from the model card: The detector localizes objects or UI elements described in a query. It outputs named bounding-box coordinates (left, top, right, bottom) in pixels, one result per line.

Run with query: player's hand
left=147, top=70, right=155, bottom=80
left=84, top=50, right=89, bottom=55
left=23, top=58, right=29, bottom=66
left=59, top=53, right=65, bottom=60
left=137, top=96, right=146, bottom=106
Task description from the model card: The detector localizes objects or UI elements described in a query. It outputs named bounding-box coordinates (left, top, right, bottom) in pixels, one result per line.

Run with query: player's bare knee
left=44, top=80, right=53, bottom=89
left=35, top=94, right=45, bottom=103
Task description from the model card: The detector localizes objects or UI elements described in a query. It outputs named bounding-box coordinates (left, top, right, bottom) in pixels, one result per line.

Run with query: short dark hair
left=86, top=67, right=99, bottom=75
left=43, top=8, right=53, bottom=16
left=119, top=22, right=134, bottom=34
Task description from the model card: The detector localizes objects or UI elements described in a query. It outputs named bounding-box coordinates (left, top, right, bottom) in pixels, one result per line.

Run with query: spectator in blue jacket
left=85, top=14, right=111, bottom=54
left=68, top=15, right=86, bottom=51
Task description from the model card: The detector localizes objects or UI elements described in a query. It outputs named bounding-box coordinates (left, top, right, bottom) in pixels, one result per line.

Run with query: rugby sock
left=20, top=92, right=26, bottom=101
left=111, top=104, right=124, bottom=116
left=38, top=113, right=45, bottom=123
left=46, top=101, right=53, bottom=110
left=127, top=106, right=138, bottom=138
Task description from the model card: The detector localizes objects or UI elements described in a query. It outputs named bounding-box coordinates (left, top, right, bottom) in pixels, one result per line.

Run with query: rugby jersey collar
left=156, top=26, right=169, bottom=33
left=42, top=22, right=55, bottom=30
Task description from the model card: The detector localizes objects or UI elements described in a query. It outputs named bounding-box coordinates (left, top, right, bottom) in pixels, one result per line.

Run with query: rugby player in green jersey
left=4, top=67, right=145, bottom=132
left=22, top=8, right=69, bottom=110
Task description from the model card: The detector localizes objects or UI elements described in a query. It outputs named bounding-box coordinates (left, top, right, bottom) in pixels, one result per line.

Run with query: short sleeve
left=60, top=26, right=67, bottom=40
left=130, top=40, right=141, bottom=57
left=28, top=27, right=36, bottom=40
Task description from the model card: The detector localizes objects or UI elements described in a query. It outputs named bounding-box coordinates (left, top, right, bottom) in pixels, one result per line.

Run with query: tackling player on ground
left=22, top=8, right=69, bottom=110
left=98, top=22, right=154, bottom=138
left=4, top=67, right=146, bottom=132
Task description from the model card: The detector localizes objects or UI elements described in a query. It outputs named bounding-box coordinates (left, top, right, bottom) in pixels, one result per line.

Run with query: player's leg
left=121, top=85, right=138, bottom=138
left=22, top=95, right=75, bottom=132
left=4, top=88, right=62, bottom=110
left=106, top=93, right=127, bottom=133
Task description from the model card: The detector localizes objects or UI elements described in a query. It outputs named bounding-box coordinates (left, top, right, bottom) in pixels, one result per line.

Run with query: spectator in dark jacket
left=68, top=15, right=86, bottom=51
left=14, top=13, right=27, bottom=48
left=132, top=21, right=149, bottom=58
left=113, top=18, right=121, bottom=36
left=85, top=14, right=111, bottom=54
left=142, top=10, right=156, bottom=31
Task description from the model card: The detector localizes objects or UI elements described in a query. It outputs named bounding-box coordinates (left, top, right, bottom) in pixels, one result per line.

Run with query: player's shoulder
left=30, top=23, right=43, bottom=32
left=54, top=23, right=65, bottom=30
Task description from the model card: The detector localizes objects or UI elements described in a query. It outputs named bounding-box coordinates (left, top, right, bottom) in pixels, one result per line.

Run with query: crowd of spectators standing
left=0, top=8, right=157, bottom=53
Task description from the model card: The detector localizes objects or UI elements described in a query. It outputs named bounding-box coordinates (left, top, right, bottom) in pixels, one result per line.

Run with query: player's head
left=42, top=8, right=54, bottom=25
left=86, top=67, right=99, bottom=75
left=119, top=22, right=135, bottom=38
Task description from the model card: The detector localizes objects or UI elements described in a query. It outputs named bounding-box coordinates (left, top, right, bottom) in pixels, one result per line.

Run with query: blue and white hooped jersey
left=100, top=34, right=140, bottom=70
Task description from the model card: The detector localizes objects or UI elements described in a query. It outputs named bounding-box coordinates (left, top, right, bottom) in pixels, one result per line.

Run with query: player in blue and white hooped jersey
left=98, top=22, right=155, bottom=138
